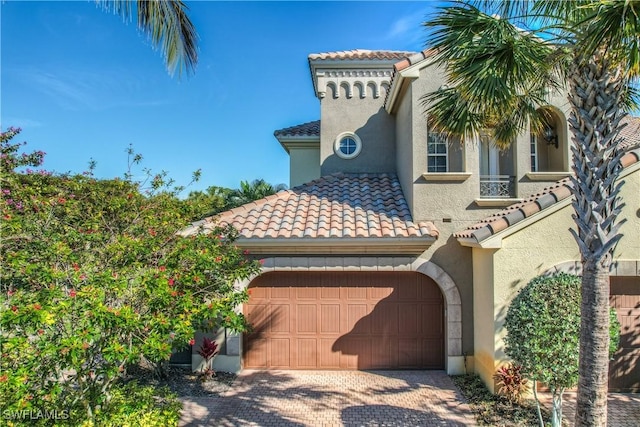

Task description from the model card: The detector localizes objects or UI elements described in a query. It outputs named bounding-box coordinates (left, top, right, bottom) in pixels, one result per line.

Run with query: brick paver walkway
left=538, top=392, right=640, bottom=427
left=179, top=370, right=478, bottom=426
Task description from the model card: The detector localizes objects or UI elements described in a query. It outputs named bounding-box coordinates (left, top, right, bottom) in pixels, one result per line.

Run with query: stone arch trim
left=412, top=259, right=463, bottom=358
left=239, top=256, right=464, bottom=361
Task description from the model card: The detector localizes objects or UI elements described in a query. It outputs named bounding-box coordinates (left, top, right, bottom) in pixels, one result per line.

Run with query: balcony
left=480, top=175, right=516, bottom=198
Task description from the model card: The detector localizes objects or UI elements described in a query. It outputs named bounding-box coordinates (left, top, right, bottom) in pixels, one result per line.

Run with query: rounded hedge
left=504, top=273, right=619, bottom=391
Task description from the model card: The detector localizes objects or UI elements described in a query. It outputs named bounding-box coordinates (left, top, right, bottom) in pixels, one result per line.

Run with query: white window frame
left=530, top=133, right=539, bottom=172
left=333, top=132, right=362, bottom=159
left=427, top=131, right=449, bottom=173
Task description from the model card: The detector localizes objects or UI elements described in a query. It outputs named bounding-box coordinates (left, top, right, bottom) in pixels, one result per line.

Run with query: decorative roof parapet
left=308, top=49, right=417, bottom=100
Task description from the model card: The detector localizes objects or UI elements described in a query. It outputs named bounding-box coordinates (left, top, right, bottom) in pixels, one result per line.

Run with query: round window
left=333, top=132, right=362, bottom=159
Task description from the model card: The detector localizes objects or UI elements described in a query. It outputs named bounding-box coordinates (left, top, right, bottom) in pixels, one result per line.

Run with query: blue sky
left=1, top=1, right=437, bottom=192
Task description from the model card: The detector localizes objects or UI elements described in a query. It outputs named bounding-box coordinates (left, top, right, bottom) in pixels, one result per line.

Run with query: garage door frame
left=243, top=271, right=445, bottom=370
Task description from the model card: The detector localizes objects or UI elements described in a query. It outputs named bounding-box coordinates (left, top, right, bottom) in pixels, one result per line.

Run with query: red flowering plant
left=0, top=129, right=260, bottom=423
left=196, top=337, right=219, bottom=379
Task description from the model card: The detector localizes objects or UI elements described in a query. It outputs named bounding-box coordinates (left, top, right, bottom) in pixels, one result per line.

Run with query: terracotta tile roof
left=181, top=173, right=438, bottom=242
left=308, top=49, right=417, bottom=61
left=274, top=120, right=320, bottom=138
left=619, top=115, right=640, bottom=151
left=384, top=49, right=435, bottom=110
left=392, top=49, right=435, bottom=72
left=454, top=149, right=640, bottom=243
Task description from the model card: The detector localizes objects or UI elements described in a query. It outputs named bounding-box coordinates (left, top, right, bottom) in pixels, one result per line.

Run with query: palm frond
left=576, top=0, right=640, bottom=82
left=95, top=0, right=198, bottom=77
left=423, top=3, right=561, bottom=143
left=421, top=87, right=484, bottom=140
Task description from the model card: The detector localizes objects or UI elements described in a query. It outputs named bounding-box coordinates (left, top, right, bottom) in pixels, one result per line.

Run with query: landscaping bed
left=452, top=374, right=554, bottom=426
left=127, top=364, right=237, bottom=398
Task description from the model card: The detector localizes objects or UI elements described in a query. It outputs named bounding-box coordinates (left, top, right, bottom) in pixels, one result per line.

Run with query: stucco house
left=183, top=49, right=640, bottom=393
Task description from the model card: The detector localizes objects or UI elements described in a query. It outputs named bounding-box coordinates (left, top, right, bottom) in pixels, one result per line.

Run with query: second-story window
left=530, top=133, right=538, bottom=172
left=427, top=132, right=448, bottom=172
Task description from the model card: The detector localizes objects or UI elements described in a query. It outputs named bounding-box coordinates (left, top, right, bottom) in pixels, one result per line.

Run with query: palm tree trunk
left=576, top=264, right=611, bottom=425
left=567, top=54, right=627, bottom=427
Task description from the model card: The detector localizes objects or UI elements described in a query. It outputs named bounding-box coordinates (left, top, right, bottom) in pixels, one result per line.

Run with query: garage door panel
left=321, top=287, right=340, bottom=299
left=347, top=304, right=369, bottom=334
left=371, top=303, right=398, bottom=334
left=420, top=282, right=444, bottom=299
left=371, top=337, right=396, bottom=368
left=270, top=304, right=290, bottom=333
left=398, top=339, right=419, bottom=367
left=399, top=304, right=418, bottom=335
left=399, top=280, right=418, bottom=300
left=246, top=304, right=269, bottom=329
left=245, top=272, right=444, bottom=370
left=269, top=338, right=291, bottom=367
left=319, top=338, right=341, bottom=368
left=270, top=287, right=290, bottom=299
left=422, top=339, right=445, bottom=367
left=296, top=304, right=317, bottom=333
left=347, top=287, right=367, bottom=300
left=341, top=337, right=369, bottom=369
left=421, top=304, right=444, bottom=337
left=370, top=286, right=393, bottom=300
left=296, top=287, right=317, bottom=300
left=296, top=339, right=317, bottom=368
left=246, top=338, right=267, bottom=368
left=320, top=304, right=340, bottom=333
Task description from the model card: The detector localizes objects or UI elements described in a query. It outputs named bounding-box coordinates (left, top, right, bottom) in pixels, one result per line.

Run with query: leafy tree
left=504, top=273, right=619, bottom=427
left=422, top=2, right=638, bottom=424
left=0, top=127, right=261, bottom=423
left=186, top=185, right=234, bottom=219
left=95, top=0, right=198, bottom=76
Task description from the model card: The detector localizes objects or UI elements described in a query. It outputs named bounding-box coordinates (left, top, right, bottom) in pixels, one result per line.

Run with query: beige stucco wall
left=472, top=164, right=640, bottom=390
left=320, top=87, right=397, bottom=176
left=471, top=248, right=498, bottom=391
left=289, top=147, right=320, bottom=187
left=401, top=63, right=573, bottom=222
left=395, top=84, right=415, bottom=211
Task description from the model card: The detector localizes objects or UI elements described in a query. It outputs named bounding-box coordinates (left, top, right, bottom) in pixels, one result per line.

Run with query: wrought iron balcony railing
left=480, top=175, right=516, bottom=198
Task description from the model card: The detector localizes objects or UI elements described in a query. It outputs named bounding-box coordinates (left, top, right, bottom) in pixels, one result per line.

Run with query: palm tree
left=95, top=0, right=198, bottom=76
left=227, top=179, right=287, bottom=209
left=421, top=1, right=639, bottom=425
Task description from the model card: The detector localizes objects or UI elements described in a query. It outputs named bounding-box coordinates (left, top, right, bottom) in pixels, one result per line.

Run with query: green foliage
left=87, top=382, right=181, bottom=427
left=94, top=0, right=198, bottom=77
left=504, top=273, right=619, bottom=393
left=492, top=364, right=528, bottom=404
left=452, top=374, right=550, bottom=426
left=0, top=127, right=261, bottom=422
left=186, top=179, right=288, bottom=220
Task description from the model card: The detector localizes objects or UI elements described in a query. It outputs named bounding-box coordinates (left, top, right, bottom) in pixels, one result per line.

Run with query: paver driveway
left=179, top=370, right=477, bottom=427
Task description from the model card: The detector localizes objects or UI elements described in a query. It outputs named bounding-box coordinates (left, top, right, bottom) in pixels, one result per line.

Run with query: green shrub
left=504, top=273, right=620, bottom=426
left=0, top=128, right=260, bottom=422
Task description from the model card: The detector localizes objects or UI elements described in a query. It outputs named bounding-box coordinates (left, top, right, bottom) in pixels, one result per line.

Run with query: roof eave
left=456, top=153, right=640, bottom=248
left=234, top=236, right=437, bottom=255
left=275, top=135, right=320, bottom=154
left=385, top=62, right=426, bottom=113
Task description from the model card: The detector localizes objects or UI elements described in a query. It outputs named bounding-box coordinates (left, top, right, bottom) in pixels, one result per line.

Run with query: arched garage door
left=243, top=271, right=444, bottom=370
